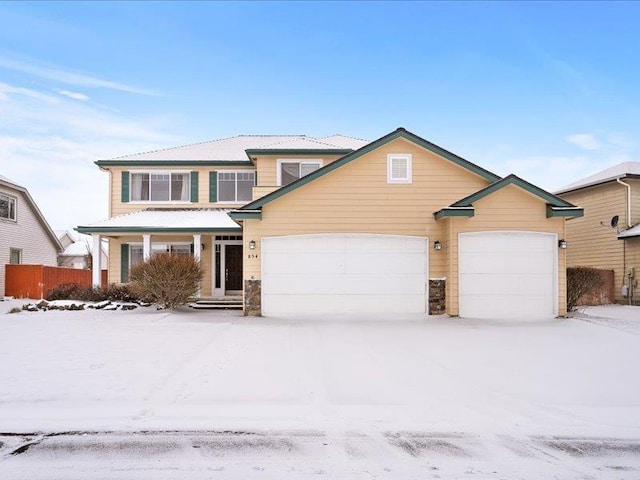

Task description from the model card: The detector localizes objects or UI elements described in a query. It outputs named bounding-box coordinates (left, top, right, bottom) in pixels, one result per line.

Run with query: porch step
left=189, top=298, right=243, bottom=310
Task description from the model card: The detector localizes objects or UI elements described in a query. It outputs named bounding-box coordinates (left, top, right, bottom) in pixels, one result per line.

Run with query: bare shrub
left=128, top=253, right=205, bottom=309
left=567, top=267, right=605, bottom=312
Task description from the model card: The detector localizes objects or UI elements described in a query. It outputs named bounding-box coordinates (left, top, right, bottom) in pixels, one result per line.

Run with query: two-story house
left=557, top=162, right=640, bottom=304
left=78, top=128, right=583, bottom=318
left=1, top=175, right=62, bottom=297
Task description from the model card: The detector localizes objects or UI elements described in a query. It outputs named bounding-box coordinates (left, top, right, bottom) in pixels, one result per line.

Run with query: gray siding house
left=0, top=175, right=61, bottom=297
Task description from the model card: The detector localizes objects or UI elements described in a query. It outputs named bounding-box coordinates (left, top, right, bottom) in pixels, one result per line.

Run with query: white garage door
left=262, top=234, right=427, bottom=316
left=459, top=232, right=557, bottom=319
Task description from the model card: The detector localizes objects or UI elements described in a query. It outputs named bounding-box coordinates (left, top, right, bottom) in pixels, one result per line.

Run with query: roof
left=619, top=224, right=640, bottom=239
left=76, top=208, right=241, bottom=234
left=96, top=134, right=369, bottom=167
left=0, top=175, right=63, bottom=251
left=556, top=162, right=640, bottom=194
left=231, top=127, right=502, bottom=218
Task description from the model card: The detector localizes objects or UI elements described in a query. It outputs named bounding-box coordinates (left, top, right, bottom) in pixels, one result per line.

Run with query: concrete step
left=189, top=298, right=243, bottom=310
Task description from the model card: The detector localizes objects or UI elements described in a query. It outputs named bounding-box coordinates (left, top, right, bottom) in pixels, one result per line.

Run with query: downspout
left=617, top=177, right=632, bottom=304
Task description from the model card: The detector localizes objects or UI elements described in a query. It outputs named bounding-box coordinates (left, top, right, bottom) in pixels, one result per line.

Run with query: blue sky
left=0, top=1, right=639, bottom=230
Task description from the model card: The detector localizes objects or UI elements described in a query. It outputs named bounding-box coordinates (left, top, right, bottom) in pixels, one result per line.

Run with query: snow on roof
left=556, top=162, right=640, bottom=194
left=0, top=174, right=19, bottom=185
left=60, top=238, right=91, bottom=257
left=80, top=209, right=240, bottom=230
left=105, top=134, right=368, bottom=162
left=618, top=223, right=640, bottom=239
left=249, top=137, right=350, bottom=150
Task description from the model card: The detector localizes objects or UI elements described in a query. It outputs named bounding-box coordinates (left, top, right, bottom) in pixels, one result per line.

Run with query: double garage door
left=261, top=232, right=557, bottom=318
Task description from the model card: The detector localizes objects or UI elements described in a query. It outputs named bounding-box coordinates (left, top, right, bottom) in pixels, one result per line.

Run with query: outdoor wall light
left=434, top=240, right=442, bottom=250
left=558, top=239, right=568, bottom=249
left=249, top=240, right=256, bottom=250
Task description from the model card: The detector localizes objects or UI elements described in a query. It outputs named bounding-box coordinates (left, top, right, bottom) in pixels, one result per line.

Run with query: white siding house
left=0, top=175, right=62, bottom=297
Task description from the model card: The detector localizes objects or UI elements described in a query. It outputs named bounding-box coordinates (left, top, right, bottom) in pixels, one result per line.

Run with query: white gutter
left=617, top=177, right=632, bottom=228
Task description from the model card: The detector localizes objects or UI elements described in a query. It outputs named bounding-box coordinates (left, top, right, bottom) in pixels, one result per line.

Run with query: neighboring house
left=55, top=230, right=108, bottom=270
left=77, top=128, right=583, bottom=318
left=0, top=175, right=62, bottom=297
left=556, top=162, right=640, bottom=304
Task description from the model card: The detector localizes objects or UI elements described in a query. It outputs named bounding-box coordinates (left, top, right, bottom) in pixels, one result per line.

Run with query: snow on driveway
left=0, top=300, right=640, bottom=477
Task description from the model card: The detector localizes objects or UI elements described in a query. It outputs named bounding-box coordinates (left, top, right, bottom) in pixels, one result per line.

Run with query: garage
left=458, top=232, right=557, bottom=319
left=261, top=234, right=428, bottom=316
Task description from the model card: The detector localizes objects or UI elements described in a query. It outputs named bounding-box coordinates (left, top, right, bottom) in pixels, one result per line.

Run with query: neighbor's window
left=0, top=193, right=16, bottom=220
left=9, top=248, right=21, bottom=264
left=130, top=172, right=190, bottom=201
left=387, top=154, right=412, bottom=184
left=218, top=171, right=256, bottom=202
left=279, top=160, right=322, bottom=186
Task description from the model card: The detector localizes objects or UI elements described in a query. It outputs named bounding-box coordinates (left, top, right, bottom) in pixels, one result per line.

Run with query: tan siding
left=446, top=185, right=566, bottom=316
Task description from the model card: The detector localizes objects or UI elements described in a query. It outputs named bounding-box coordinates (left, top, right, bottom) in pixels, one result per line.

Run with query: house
left=556, top=162, right=640, bottom=304
left=0, top=175, right=62, bottom=297
left=77, top=128, right=583, bottom=318
left=56, top=230, right=109, bottom=270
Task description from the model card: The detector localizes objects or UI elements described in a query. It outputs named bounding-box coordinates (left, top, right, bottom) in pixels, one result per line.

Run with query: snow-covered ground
left=1, top=299, right=640, bottom=478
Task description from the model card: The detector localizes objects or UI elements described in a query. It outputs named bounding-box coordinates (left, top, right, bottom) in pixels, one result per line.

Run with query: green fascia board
left=228, top=211, right=262, bottom=220
left=434, top=208, right=475, bottom=220
left=96, top=160, right=254, bottom=167
left=546, top=205, right=584, bottom=218
left=245, top=148, right=353, bottom=157
left=451, top=174, right=576, bottom=208
left=76, top=226, right=241, bottom=234
left=240, top=127, right=502, bottom=211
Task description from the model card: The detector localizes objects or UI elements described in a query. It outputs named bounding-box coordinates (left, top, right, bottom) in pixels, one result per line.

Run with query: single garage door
left=262, top=234, right=427, bottom=316
left=459, top=232, right=557, bottom=319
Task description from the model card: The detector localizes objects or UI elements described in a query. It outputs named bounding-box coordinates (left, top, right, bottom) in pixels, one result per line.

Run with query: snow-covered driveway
left=1, top=301, right=640, bottom=478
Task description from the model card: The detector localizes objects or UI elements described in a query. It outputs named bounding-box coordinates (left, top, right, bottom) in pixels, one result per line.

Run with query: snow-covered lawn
left=1, top=299, right=640, bottom=478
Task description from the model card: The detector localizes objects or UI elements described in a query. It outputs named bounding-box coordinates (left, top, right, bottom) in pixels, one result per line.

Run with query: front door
left=225, top=244, right=243, bottom=292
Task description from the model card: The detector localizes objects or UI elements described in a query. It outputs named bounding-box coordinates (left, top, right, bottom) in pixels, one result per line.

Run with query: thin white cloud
left=0, top=82, right=60, bottom=104
left=566, top=133, right=600, bottom=151
left=0, top=54, right=158, bottom=96
left=57, top=89, right=90, bottom=101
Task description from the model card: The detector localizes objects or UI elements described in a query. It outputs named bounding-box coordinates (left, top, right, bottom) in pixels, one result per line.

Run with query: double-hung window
left=387, top=154, right=412, bottom=184
left=130, top=172, right=190, bottom=201
left=278, top=160, right=322, bottom=186
left=0, top=193, right=16, bottom=220
left=130, top=243, right=192, bottom=268
left=218, top=171, right=255, bottom=202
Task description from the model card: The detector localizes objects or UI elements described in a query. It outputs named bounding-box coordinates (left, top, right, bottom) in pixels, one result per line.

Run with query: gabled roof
left=95, top=134, right=368, bottom=167
left=434, top=174, right=583, bottom=220
left=0, top=175, right=63, bottom=251
left=77, top=208, right=241, bottom=234
left=555, top=162, right=640, bottom=194
left=232, top=128, right=502, bottom=218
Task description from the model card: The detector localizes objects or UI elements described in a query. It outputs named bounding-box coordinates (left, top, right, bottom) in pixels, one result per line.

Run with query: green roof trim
left=434, top=208, right=475, bottom=220
left=546, top=205, right=584, bottom=218
left=245, top=148, right=352, bottom=157
left=239, top=127, right=502, bottom=212
left=228, top=211, right=262, bottom=220
left=76, top=226, right=241, bottom=234
left=96, top=160, right=254, bottom=167
left=451, top=174, right=576, bottom=208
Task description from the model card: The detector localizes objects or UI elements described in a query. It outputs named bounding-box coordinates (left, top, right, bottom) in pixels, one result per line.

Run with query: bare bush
left=128, top=253, right=205, bottom=309
left=567, top=267, right=605, bottom=312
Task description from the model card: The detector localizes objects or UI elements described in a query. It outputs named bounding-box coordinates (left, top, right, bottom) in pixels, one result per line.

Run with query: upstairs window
left=387, top=154, right=412, bottom=184
left=0, top=193, right=16, bottom=221
left=278, top=160, right=322, bottom=186
left=218, top=171, right=255, bottom=202
left=130, top=172, right=190, bottom=201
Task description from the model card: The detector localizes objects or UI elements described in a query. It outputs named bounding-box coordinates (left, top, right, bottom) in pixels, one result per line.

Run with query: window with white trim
left=0, top=193, right=16, bottom=220
left=218, top=171, right=255, bottom=202
left=387, top=154, right=412, bottom=184
left=130, top=172, right=190, bottom=201
left=9, top=248, right=21, bottom=264
left=130, top=243, right=192, bottom=268
left=278, top=160, right=322, bottom=186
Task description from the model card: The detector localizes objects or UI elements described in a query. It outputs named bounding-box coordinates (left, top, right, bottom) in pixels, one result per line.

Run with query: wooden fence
left=5, top=264, right=108, bottom=299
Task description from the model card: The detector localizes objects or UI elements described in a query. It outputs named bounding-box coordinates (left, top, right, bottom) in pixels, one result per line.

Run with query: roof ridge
left=255, top=137, right=343, bottom=149
left=318, top=133, right=368, bottom=143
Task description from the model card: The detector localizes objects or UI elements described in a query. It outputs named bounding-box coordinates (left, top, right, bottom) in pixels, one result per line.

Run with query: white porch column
left=91, top=234, right=101, bottom=287
left=143, top=234, right=151, bottom=261
left=193, top=234, right=202, bottom=261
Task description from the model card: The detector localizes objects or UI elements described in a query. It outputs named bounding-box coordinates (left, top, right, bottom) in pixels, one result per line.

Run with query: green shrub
left=8, top=307, right=21, bottom=314
left=128, top=253, right=205, bottom=309
left=567, top=267, right=605, bottom=311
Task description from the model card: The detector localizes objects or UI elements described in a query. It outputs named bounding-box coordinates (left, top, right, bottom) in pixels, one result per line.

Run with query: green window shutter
left=190, top=171, right=199, bottom=202
left=120, top=244, right=129, bottom=283
left=209, top=171, right=218, bottom=202
left=254, top=171, right=258, bottom=186
left=121, top=171, right=130, bottom=203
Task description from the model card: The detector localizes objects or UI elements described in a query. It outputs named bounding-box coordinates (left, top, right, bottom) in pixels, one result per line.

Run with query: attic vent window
left=387, top=154, right=412, bottom=184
